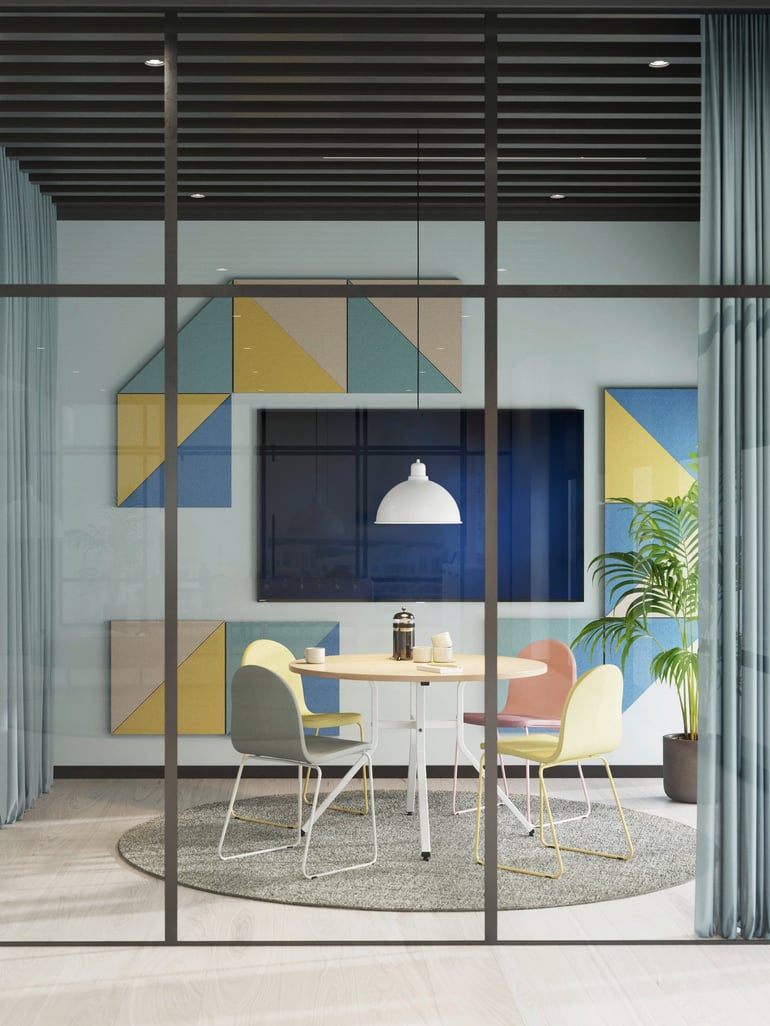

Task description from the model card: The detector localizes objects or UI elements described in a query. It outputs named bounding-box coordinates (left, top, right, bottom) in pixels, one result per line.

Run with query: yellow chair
left=474, top=664, right=633, bottom=880
left=240, top=639, right=369, bottom=817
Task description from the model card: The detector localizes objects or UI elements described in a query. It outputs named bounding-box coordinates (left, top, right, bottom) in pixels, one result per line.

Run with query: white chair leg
left=451, top=738, right=462, bottom=815
left=301, top=755, right=378, bottom=879
left=218, top=758, right=302, bottom=861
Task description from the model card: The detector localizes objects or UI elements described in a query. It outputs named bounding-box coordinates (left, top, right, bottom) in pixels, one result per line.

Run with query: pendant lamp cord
left=416, top=129, right=421, bottom=414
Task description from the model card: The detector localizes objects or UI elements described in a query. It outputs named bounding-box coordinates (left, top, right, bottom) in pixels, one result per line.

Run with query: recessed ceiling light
left=648, top=59, right=670, bottom=69
left=497, top=267, right=507, bottom=273
left=550, top=193, right=566, bottom=200
left=216, top=266, right=228, bottom=272
left=189, top=192, right=206, bottom=199
left=144, top=58, right=165, bottom=68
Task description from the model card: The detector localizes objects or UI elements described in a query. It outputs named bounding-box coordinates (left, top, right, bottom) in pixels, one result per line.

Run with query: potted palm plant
left=572, top=475, right=698, bottom=802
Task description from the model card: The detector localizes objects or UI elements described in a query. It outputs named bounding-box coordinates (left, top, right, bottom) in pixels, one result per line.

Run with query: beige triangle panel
left=350, top=280, right=462, bottom=390
left=605, top=392, right=696, bottom=502
left=110, top=620, right=223, bottom=733
left=233, top=297, right=345, bottom=393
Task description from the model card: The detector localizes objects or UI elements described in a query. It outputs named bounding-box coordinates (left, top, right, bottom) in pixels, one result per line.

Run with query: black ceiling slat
left=0, top=12, right=705, bottom=221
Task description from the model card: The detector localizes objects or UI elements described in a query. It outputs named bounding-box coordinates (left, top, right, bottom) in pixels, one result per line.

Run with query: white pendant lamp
left=374, top=132, right=462, bottom=526
left=375, top=458, right=462, bottom=524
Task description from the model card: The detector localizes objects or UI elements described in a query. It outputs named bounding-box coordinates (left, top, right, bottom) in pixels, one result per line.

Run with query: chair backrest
left=230, top=664, right=310, bottom=762
left=553, top=664, right=624, bottom=764
left=240, top=638, right=310, bottom=715
left=501, top=639, right=578, bottom=719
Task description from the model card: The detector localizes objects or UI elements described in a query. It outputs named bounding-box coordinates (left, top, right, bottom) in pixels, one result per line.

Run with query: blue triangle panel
left=608, top=388, right=697, bottom=468
left=178, top=397, right=232, bottom=507
left=301, top=624, right=341, bottom=734
left=603, top=619, right=686, bottom=712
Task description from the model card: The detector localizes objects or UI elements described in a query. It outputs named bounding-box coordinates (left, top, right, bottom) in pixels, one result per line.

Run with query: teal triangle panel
left=348, top=297, right=452, bottom=394
left=418, top=351, right=460, bottom=394
left=120, top=348, right=164, bottom=395
left=119, top=297, right=233, bottom=395
left=179, top=297, right=233, bottom=393
left=348, top=297, right=417, bottom=393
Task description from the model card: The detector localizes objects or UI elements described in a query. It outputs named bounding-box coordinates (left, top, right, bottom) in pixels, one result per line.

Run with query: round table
left=290, top=653, right=546, bottom=860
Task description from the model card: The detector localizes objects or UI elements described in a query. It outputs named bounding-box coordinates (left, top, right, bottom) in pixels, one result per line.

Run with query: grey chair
left=217, top=664, right=377, bottom=879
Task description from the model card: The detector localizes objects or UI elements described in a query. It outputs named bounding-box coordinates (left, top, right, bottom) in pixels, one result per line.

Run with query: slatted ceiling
left=0, top=10, right=702, bottom=220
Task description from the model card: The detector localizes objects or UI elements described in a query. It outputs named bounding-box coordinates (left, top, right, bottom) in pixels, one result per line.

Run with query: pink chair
left=451, top=638, right=591, bottom=823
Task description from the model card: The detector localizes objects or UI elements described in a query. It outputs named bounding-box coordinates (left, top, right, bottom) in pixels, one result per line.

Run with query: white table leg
left=455, top=681, right=535, bottom=834
left=415, top=681, right=431, bottom=859
left=405, top=683, right=417, bottom=814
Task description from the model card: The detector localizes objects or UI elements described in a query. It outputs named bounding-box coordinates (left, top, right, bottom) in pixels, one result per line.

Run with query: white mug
left=432, top=645, right=453, bottom=663
left=304, top=647, right=325, bottom=664
left=431, top=631, right=453, bottom=648
left=412, top=645, right=432, bottom=662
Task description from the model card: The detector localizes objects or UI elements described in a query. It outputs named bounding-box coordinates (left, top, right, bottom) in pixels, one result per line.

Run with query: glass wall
left=1, top=5, right=720, bottom=946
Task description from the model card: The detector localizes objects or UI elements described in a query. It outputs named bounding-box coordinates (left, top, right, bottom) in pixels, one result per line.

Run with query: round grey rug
left=118, top=790, right=695, bottom=912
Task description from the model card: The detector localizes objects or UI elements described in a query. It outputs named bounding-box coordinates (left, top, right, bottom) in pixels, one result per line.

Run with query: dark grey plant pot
left=662, top=733, right=698, bottom=803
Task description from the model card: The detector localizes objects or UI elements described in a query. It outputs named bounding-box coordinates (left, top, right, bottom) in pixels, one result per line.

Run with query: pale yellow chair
left=240, top=639, right=369, bottom=816
left=474, top=664, right=633, bottom=880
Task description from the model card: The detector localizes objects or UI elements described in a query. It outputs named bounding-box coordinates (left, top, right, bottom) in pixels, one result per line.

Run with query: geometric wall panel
left=110, top=620, right=340, bottom=736
left=347, top=296, right=458, bottom=394
left=233, top=294, right=346, bottom=393
left=602, top=387, right=697, bottom=709
left=605, top=389, right=696, bottom=504
left=110, top=621, right=225, bottom=734
left=117, top=394, right=231, bottom=508
left=116, top=281, right=461, bottom=507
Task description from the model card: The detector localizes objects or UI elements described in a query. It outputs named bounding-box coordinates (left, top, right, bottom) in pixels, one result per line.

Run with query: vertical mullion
left=163, top=12, right=179, bottom=944
left=483, top=11, right=499, bottom=944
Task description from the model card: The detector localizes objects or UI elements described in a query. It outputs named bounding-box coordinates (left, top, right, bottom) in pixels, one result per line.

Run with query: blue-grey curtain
left=696, top=15, right=770, bottom=939
left=0, top=148, right=57, bottom=824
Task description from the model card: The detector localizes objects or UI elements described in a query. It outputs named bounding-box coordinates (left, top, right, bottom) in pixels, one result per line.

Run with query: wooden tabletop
left=289, top=653, right=546, bottom=683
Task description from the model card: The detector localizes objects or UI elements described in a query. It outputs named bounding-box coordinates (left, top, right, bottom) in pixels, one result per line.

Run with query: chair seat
left=302, top=711, right=363, bottom=730
left=489, top=733, right=560, bottom=763
left=302, top=734, right=371, bottom=764
left=464, top=711, right=560, bottom=729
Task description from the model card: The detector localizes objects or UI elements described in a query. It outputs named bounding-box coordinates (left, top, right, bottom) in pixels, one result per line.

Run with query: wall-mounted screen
left=257, top=409, right=583, bottom=602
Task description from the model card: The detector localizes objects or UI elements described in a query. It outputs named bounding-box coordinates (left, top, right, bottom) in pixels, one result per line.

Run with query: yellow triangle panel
left=117, top=394, right=165, bottom=506
left=605, top=392, right=695, bottom=502
left=233, top=298, right=344, bottom=393
left=114, top=623, right=226, bottom=735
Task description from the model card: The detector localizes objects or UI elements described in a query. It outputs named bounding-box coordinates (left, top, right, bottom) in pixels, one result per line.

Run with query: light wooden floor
left=3, top=778, right=770, bottom=1025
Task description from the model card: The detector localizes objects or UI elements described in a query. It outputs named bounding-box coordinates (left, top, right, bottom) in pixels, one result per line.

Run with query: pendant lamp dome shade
left=374, top=459, right=462, bottom=525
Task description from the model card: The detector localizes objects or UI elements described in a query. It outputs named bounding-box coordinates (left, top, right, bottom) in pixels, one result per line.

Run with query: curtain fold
left=696, top=14, right=770, bottom=939
left=0, top=147, right=57, bottom=825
